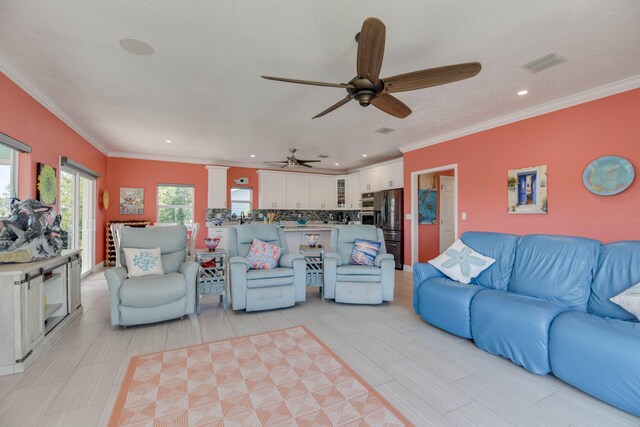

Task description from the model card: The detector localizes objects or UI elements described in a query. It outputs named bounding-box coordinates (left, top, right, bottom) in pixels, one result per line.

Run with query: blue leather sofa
left=413, top=232, right=640, bottom=416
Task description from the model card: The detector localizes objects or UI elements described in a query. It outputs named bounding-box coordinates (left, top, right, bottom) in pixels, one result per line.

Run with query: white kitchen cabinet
left=258, top=171, right=287, bottom=209
left=378, top=160, right=404, bottom=190
left=360, top=167, right=380, bottom=193
left=206, top=166, right=229, bottom=209
left=336, top=177, right=346, bottom=209
left=309, top=176, right=335, bottom=210
left=346, top=173, right=361, bottom=210
left=285, top=174, right=310, bottom=209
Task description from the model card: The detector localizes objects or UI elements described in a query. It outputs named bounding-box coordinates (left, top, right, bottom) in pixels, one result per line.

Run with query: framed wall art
left=36, top=162, right=57, bottom=205
left=119, top=187, right=144, bottom=215
left=508, top=165, right=547, bottom=214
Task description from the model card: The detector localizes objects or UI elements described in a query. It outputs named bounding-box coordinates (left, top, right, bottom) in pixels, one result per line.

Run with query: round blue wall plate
left=583, top=156, right=634, bottom=196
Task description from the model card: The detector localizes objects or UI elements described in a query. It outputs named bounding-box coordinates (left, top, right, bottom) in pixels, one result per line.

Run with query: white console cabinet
left=0, top=250, right=82, bottom=375
left=206, top=166, right=229, bottom=209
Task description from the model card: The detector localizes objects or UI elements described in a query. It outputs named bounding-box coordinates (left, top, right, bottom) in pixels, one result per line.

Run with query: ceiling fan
left=262, top=17, right=481, bottom=119
left=264, top=148, right=321, bottom=168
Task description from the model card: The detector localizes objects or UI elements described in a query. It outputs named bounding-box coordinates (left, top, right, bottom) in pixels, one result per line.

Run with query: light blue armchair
left=228, top=224, right=306, bottom=311
left=323, top=225, right=395, bottom=304
left=105, top=226, right=198, bottom=326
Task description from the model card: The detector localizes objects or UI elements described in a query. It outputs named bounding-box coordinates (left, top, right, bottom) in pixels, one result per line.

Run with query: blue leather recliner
left=413, top=232, right=640, bottom=416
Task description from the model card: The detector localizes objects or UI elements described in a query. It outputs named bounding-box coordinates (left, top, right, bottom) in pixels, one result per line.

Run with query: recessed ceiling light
left=119, top=38, right=155, bottom=56
left=362, top=154, right=367, bottom=157
left=250, top=154, right=256, bottom=158
left=165, top=139, right=172, bottom=143
left=518, top=90, right=528, bottom=96
left=318, top=155, right=329, bottom=159
left=335, top=163, right=340, bottom=166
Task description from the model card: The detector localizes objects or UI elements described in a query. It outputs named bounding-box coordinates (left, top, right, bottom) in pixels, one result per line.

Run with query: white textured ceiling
left=1, top=1, right=639, bottom=172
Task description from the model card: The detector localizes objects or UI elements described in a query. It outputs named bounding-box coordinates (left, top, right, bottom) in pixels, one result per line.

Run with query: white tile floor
left=0, top=270, right=638, bottom=427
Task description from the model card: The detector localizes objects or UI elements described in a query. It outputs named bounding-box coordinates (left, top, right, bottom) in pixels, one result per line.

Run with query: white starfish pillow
left=429, top=239, right=495, bottom=284
left=610, top=283, right=640, bottom=321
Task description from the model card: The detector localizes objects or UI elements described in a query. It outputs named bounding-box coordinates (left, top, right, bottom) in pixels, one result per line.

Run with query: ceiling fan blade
left=371, top=94, right=412, bottom=119
left=382, top=62, right=482, bottom=93
left=312, top=96, right=353, bottom=119
left=263, top=161, right=288, bottom=164
left=261, top=76, right=350, bottom=89
left=280, top=164, right=288, bottom=168
left=297, top=160, right=321, bottom=163
left=299, top=163, right=313, bottom=168
left=357, top=17, right=386, bottom=82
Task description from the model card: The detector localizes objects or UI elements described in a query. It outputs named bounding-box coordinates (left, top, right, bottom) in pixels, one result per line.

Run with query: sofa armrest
left=179, top=261, right=199, bottom=314
left=229, top=257, right=250, bottom=310
left=379, top=257, right=396, bottom=301
left=280, top=253, right=304, bottom=268
left=105, top=267, right=128, bottom=326
left=374, top=253, right=394, bottom=267
left=412, top=262, right=446, bottom=314
left=229, top=256, right=251, bottom=271
left=324, top=252, right=343, bottom=266
left=323, top=254, right=339, bottom=300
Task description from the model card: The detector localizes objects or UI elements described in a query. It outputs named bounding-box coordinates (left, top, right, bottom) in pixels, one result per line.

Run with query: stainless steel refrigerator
left=374, top=189, right=404, bottom=270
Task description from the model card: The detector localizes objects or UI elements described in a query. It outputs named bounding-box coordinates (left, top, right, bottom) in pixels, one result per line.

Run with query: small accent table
left=299, top=245, right=324, bottom=299
left=195, top=249, right=228, bottom=314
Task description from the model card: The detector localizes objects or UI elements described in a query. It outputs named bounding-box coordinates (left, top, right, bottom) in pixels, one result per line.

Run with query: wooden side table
left=195, top=249, right=228, bottom=313
left=299, top=245, right=324, bottom=299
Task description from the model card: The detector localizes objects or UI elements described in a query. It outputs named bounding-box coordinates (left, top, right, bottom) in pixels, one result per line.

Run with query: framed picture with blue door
left=507, top=165, right=547, bottom=214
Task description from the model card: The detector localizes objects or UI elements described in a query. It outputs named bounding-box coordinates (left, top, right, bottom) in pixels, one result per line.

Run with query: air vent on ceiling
left=375, top=127, right=395, bottom=134
left=317, top=155, right=329, bottom=158
left=522, top=52, right=567, bottom=74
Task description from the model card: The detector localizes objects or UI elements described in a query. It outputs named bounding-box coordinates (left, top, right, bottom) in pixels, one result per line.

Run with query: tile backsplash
left=206, top=209, right=361, bottom=223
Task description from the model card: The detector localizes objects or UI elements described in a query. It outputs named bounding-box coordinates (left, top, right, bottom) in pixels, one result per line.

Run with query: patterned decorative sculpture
left=0, top=198, right=64, bottom=263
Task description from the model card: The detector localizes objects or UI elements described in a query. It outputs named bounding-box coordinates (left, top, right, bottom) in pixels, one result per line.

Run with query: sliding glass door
left=60, top=168, right=96, bottom=276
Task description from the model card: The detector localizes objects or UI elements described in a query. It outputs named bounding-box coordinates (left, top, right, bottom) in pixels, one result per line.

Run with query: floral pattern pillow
left=123, top=247, right=164, bottom=277
left=245, top=239, right=282, bottom=269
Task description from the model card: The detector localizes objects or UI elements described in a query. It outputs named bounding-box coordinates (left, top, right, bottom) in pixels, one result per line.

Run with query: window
left=157, top=184, right=195, bottom=227
left=0, top=144, right=18, bottom=218
left=230, top=187, right=252, bottom=216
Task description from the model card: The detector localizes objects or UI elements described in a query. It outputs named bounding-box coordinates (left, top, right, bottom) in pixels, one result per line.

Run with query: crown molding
left=399, top=74, right=640, bottom=154
left=0, top=53, right=110, bottom=155
left=108, top=151, right=219, bottom=165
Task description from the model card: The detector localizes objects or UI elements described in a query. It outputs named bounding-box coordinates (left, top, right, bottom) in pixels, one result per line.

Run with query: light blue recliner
left=105, top=226, right=198, bottom=326
left=227, top=224, right=306, bottom=311
left=323, top=225, right=395, bottom=304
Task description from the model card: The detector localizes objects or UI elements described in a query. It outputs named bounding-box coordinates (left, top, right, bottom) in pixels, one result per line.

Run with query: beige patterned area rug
left=109, top=325, right=413, bottom=426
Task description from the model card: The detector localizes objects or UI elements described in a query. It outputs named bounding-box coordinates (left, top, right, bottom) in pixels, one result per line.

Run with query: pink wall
left=0, top=72, right=108, bottom=263
left=106, top=157, right=209, bottom=246
left=105, top=159, right=262, bottom=246
left=418, top=170, right=455, bottom=262
left=404, top=88, right=640, bottom=266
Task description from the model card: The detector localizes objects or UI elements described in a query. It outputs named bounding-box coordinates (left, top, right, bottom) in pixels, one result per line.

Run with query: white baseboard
left=93, top=261, right=105, bottom=272
left=403, top=264, right=413, bottom=273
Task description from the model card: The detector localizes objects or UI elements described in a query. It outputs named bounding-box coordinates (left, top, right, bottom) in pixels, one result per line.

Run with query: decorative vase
left=204, top=237, right=220, bottom=251
left=305, top=234, right=320, bottom=247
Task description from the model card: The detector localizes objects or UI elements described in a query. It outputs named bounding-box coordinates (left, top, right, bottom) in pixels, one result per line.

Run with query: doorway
left=439, top=175, right=456, bottom=253
left=410, top=164, right=458, bottom=266
left=59, top=168, right=96, bottom=276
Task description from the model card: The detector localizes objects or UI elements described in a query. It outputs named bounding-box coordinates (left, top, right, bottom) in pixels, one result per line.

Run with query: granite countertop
left=206, top=221, right=360, bottom=231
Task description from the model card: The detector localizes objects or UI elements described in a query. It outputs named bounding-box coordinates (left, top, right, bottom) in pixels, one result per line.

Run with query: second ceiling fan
left=262, top=17, right=481, bottom=119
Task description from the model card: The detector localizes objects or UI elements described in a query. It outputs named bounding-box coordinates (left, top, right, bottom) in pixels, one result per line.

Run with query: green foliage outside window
left=157, top=185, right=194, bottom=227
